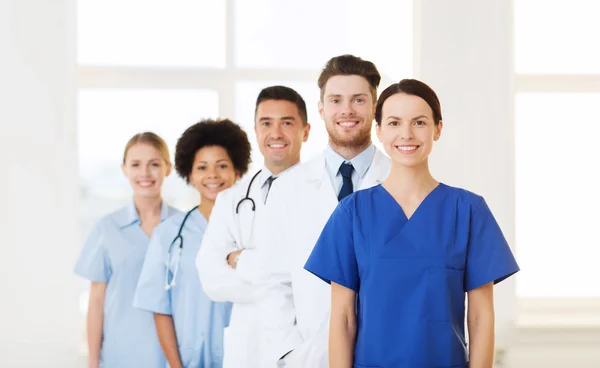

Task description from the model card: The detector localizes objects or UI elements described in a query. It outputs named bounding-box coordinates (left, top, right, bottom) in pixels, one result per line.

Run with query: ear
left=302, top=123, right=311, bottom=142
left=165, top=164, right=172, bottom=177
left=434, top=120, right=443, bottom=141
left=235, top=170, right=241, bottom=180
left=318, top=100, right=324, bottom=121
left=121, top=163, right=126, bottom=176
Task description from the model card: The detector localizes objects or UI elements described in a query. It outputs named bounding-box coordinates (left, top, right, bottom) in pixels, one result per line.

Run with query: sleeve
left=74, top=220, right=111, bottom=283
left=196, top=190, right=257, bottom=303
left=304, top=203, right=359, bottom=292
left=133, top=226, right=172, bottom=315
left=465, top=197, right=520, bottom=292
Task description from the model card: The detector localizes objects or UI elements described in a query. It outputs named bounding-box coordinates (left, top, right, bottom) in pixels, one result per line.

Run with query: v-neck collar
left=377, top=183, right=446, bottom=221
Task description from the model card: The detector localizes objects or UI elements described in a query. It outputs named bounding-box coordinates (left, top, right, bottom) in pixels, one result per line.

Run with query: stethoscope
left=235, top=170, right=262, bottom=214
left=163, top=170, right=263, bottom=290
left=164, top=205, right=199, bottom=291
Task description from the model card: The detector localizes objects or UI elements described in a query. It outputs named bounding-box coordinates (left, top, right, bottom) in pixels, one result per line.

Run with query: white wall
left=0, top=0, right=83, bottom=367
left=413, top=0, right=516, bottom=354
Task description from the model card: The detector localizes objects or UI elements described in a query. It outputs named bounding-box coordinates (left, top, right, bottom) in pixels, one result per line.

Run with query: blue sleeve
left=304, top=203, right=359, bottom=292
left=133, top=228, right=172, bottom=315
left=465, top=198, right=520, bottom=292
left=74, top=221, right=112, bottom=283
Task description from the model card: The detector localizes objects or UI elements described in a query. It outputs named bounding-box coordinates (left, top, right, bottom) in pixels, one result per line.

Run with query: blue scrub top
left=305, top=184, right=519, bottom=367
left=74, top=200, right=179, bottom=368
left=134, top=208, right=232, bottom=368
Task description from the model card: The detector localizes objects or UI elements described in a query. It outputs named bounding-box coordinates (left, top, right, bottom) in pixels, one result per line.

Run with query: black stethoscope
left=164, top=205, right=199, bottom=290
left=235, top=170, right=262, bottom=214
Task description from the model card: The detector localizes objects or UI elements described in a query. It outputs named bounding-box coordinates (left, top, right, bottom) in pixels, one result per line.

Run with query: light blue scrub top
left=305, top=184, right=520, bottom=368
left=134, top=208, right=232, bottom=368
left=74, top=200, right=179, bottom=368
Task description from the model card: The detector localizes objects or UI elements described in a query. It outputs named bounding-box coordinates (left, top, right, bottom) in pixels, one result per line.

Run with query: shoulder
left=166, top=205, right=182, bottom=218
left=339, top=185, right=381, bottom=213
left=441, top=184, right=486, bottom=213
left=275, top=153, right=325, bottom=187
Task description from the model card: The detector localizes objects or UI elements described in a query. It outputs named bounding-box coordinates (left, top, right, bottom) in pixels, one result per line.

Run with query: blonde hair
left=123, top=132, right=171, bottom=166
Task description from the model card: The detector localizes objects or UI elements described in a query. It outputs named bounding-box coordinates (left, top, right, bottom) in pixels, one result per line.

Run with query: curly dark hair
left=175, top=119, right=252, bottom=183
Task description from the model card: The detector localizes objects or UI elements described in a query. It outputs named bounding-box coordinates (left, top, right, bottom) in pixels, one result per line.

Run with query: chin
left=133, top=189, right=161, bottom=198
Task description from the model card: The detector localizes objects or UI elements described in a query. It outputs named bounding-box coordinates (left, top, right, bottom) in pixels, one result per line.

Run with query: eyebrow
left=197, top=159, right=229, bottom=164
left=386, top=115, right=430, bottom=120
left=259, top=116, right=297, bottom=121
left=325, top=93, right=368, bottom=99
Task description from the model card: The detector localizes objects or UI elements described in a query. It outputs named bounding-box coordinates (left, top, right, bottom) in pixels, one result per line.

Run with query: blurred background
left=1, top=0, right=599, bottom=367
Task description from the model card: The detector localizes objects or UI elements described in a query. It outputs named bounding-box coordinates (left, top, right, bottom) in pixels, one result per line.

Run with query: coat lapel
left=359, top=148, right=391, bottom=190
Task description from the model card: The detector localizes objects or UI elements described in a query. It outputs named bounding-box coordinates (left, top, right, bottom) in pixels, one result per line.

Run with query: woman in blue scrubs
left=75, top=132, right=179, bottom=368
left=133, top=119, right=251, bottom=368
left=305, top=79, right=520, bottom=368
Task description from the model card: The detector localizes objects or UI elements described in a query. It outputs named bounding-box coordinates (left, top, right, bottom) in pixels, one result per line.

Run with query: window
left=76, top=0, right=413, bottom=320
left=514, top=1, right=600, bottom=301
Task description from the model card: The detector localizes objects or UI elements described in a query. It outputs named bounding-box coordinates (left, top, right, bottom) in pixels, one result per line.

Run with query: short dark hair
left=254, top=85, right=308, bottom=125
left=317, top=54, right=381, bottom=102
left=175, top=119, right=251, bottom=183
left=375, top=79, right=443, bottom=126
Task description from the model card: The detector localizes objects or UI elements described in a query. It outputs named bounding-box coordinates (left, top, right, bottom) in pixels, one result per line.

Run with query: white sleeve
left=196, top=190, right=258, bottom=303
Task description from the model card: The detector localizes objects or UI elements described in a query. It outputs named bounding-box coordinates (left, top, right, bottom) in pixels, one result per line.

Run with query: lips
left=203, top=183, right=225, bottom=189
left=395, top=145, right=420, bottom=154
left=336, top=120, right=360, bottom=128
left=137, top=180, right=156, bottom=188
left=267, top=143, right=288, bottom=150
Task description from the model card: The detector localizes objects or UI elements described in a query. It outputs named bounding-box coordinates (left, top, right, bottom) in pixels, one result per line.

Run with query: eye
left=219, top=164, right=229, bottom=169
left=388, top=120, right=399, bottom=126
left=355, top=98, right=365, bottom=103
left=197, top=166, right=206, bottom=171
left=131, top=163, right=139, bottom=167
left=330, top=99, right=340, bottom=104
left=152, top=163, right=160, bottom=167
left=262, top=121, right=270, bottom=127
left=414, top=120, right=426, bottom=126
left=283, top=121, right=293, bottom=126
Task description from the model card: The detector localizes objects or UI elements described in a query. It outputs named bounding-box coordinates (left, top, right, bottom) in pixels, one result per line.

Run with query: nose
left=400, top=123, right=415, bottom=140
left=340, top=100, right=355, bottom=116
left=270, top=122, right=284, bottom=139
left=206, top=165, right=218, bottom=178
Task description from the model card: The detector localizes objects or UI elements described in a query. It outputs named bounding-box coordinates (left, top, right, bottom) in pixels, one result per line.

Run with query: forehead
left=323, top=75, right=372, bottom=97
left=256, top=99, right=301, bottom=118
left=193, top=145, right=231, bottom=162
left=382, top=93, right=433, bottom=117
left=125, top=143, right=162, bottom=160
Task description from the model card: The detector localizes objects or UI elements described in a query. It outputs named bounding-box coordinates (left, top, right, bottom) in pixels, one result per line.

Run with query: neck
left=133, top=195, right=162, bottom=220
left=329, top=139, right=371, bottom=161
left=199, top=197, right=215, bottom=220
left=265, top=158, right=299, bottom=175
left=385, top=159, right=437, bottom=197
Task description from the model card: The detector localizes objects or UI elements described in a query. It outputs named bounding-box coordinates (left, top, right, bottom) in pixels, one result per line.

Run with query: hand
left=227, top=250, right=243, bottom=269
left=88, top=360, right=100, bottom=368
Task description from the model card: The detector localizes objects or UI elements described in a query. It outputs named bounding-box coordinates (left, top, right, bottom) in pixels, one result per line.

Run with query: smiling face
left=255, top=99, right=310, bottom=174
left=188, top=145, right=238, bottom=203
left=376, top=93, right=443, bottom=168
left=121, top=143, right=171, bottom=198
left=318, top=75, right=374, bottom=152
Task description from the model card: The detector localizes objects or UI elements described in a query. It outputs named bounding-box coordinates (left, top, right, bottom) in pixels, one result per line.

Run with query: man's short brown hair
left=317, top=54, right=381, bottom=102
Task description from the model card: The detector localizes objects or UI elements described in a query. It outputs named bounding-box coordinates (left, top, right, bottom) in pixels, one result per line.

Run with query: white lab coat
left=196, top=168, right=277, bottom=368
left=258, top=149, right=391, bottom=367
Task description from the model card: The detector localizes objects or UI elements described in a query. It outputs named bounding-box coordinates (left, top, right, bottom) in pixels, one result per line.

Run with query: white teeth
left=269, top=144, right=285, bottom=148
left=338, top=121, right=357, bottom=127
left=397, top=146, right=418, bottom=151
left=205, top=184, right=222, bottom=189
left=138, top=181, right=154, bottom=187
